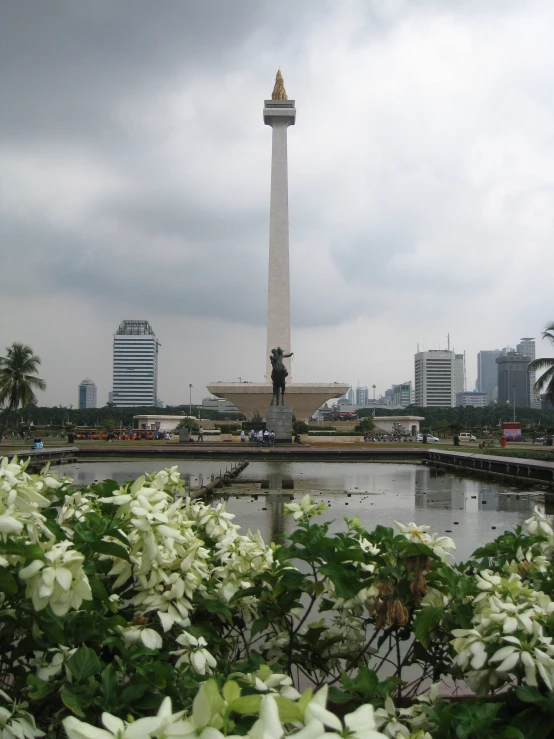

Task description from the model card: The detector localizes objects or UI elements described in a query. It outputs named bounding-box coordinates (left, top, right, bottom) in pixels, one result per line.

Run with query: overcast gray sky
left=1, top=0, right=554, bottom=406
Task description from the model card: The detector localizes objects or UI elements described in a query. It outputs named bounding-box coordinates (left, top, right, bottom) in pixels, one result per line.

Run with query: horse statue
left=270, top=347, right=294, bottom=406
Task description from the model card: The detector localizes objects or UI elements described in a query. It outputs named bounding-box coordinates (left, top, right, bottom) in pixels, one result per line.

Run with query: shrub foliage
left=1, top=457, right=554, bottom=738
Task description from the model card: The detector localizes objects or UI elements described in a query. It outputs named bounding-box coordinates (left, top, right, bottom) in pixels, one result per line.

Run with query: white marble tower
left=264, top=71, right=296, bottom=380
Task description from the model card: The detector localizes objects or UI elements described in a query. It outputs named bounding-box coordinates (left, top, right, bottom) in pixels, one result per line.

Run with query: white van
left=459, top=432, right=476, bottom=441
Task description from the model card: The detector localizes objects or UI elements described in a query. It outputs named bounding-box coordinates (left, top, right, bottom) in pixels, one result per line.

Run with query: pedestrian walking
left=269, top=430, right=275, bottom=447
left=256, top=429, right=264, bottom=447
left=263, top=429, right=270, bottom=447
left=249, top=429, right=255, bottom=444
left=198, top=426, right=204, bottom=443
left=240, top=430, right=246, bottom=443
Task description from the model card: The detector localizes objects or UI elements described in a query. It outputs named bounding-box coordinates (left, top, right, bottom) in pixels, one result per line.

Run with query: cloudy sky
left=1, top=0, right=554, bottom=406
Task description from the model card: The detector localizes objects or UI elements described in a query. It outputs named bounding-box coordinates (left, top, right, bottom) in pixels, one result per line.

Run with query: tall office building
left=414, top=350, right=456, bottom=407
left=355, top=385, right=369, bottom=406
left=476, top=350, right=502, bottom=403
left=78, top=378, right=97, bottom=409
left=392, top=382, right=413, bottom=408
left=112, top=320, right=160, bottom=408
left=516, top=338, right=540, bottom=408
left=455, top=353, right=465, bottom=396
left=496, top=353, right=531, bottom=408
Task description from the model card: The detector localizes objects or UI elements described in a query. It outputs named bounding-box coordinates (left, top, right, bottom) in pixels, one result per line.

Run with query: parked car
left=417, top=434, right=439, bottom=442
left=536, top=436, right=546, bottom=443
left=459, top=432, right=477, bottom=442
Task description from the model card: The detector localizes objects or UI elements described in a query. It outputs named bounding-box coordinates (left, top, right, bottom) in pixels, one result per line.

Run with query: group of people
left=247, top=428, right=276, bottom=447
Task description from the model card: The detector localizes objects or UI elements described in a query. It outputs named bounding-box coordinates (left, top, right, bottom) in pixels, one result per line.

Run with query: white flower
left=171, top=632, right=217, bottom=675
left=525, top=507, right=554, bottom=538
left=120, top=626, right=163, bottom=651
left=64, top=696, right=182, bottom=739
left=19, top=541, right=92, bottom=616
left=284, top=495, right=326, bottom=521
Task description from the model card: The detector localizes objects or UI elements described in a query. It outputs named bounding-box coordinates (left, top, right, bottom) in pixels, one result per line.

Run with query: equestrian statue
left=269, top=347, right=294, bottom=406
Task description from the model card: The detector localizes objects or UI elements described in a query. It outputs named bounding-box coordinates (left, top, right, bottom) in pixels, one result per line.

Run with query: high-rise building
left=355, top=385, right=369, bottom=406
left=112, top=320, right=160, bottom=408
left=392, top=382, right=413, bottom=408
left=496, top=353, right=531, bottom=408
left=78, top=378, right=97, bottom=409
left=455, top=353, right=465, bottom=396
left=476, top=350, right=502, bottom=403
left=414, top=350, right=456, bottom=407
left=517, top=338, right=541, bottom=408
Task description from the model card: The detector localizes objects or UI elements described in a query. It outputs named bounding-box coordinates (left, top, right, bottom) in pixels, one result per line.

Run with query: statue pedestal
left=266, top=406, right=293, bottom=443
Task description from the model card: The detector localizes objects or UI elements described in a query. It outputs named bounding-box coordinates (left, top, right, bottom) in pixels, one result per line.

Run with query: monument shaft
left=264, top=78, right=295, bottom=380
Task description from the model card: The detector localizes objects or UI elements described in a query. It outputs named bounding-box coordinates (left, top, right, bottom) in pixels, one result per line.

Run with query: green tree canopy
left=0, top=343, right=46, bottom=439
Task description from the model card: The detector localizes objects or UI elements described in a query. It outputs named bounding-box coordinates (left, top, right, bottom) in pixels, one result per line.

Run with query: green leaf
left=67, top=645, right=102, bottom=681
left=201, top=598, right=233, bottom=624
left=231, top=694, right=261, bottom=715
left=397, top=541, right=438, bottom=560
left=120, top=681, right=149, bottom=704
left=91, top=540, right=130, bottom=562
left=319, top=562, right=362, bottom=599
left=223, top=680, right=241, bottom=704
left=274, top=695, right=301, bottom=723
left=27, top=674, right=54, bottom=700
left=0, top=569, right=18, bottom=594
left=500, top=729, right=525, bottom=739
left=89, top=576, right=110, bottom=603
left=413, top=607, right=444, bottom=649
left=100, top=664, right=119, bottom=703
left=516, top=685, right=554, bottom=712
left=24, top=543, right=46, bottom=561
left=327, top=686, right=352, bottom=704
left=250, top=618, right=267, bottom=637
left=61, top=687, right=86, bottom=717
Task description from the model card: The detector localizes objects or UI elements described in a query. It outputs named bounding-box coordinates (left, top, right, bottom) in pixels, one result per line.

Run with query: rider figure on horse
left=269, top=347, right=294, bottom=406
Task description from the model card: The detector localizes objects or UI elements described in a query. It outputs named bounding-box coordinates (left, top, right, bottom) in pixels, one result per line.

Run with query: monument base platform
left=266, top=405, right=293, bottom=442
left=205, top=382, right=349, bottom=421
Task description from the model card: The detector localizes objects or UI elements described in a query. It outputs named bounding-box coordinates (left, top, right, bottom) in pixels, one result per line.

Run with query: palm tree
left=528, top=322, right=554, bottom=405
left=0, top=343, right=46, bottom=441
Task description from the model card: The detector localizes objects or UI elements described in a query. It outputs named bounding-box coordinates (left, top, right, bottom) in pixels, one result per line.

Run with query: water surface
left=58, top=460, right=540, bottom=561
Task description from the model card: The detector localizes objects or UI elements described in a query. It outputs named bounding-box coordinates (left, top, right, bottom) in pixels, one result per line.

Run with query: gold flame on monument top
left=271, top=69, right=288, bottom=100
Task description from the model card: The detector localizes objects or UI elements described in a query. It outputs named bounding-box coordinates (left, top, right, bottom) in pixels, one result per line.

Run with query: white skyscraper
left=414, top=350, right=456, bottom=407
left=112, top=320, right=159, bottom=407
left=78, top=378, right=97, bottom=409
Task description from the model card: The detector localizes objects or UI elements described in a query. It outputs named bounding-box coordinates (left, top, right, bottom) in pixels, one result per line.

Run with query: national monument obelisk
left=264, top=70, right=295, bottom=381
left=206, top=73, right=348, bottom=420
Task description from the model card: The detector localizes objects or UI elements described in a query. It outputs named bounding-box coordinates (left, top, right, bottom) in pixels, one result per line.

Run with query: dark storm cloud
left=3, top=0, right=554, bottom=406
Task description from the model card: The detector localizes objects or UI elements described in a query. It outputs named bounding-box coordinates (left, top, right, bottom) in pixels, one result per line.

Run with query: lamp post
left=372, top=385, right=376, bottom=416
left=513, top=385, right=516, bottom=423
left=189, top=384, right=193, bottom=417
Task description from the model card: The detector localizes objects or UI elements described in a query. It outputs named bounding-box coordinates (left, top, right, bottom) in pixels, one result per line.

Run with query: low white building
left=373, top=416, right=425, bottom=436
left=133, top=415, right=184, bottom=432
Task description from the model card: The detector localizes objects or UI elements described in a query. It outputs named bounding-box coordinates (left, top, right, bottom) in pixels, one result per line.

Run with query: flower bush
left=1, top=456, right=554, bottom=738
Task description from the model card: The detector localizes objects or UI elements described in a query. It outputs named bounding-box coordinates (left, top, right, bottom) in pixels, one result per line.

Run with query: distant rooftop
left=80, top=377, right=96, bottom=386
left=115, top=320, right=156, bottom=336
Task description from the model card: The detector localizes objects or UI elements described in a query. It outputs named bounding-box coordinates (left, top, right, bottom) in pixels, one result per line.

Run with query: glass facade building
left=78, top=378, right=97, bottom=409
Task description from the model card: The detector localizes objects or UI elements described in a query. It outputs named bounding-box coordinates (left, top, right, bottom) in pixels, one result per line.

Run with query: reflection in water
left=57, top=460, right=542, bottom=561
